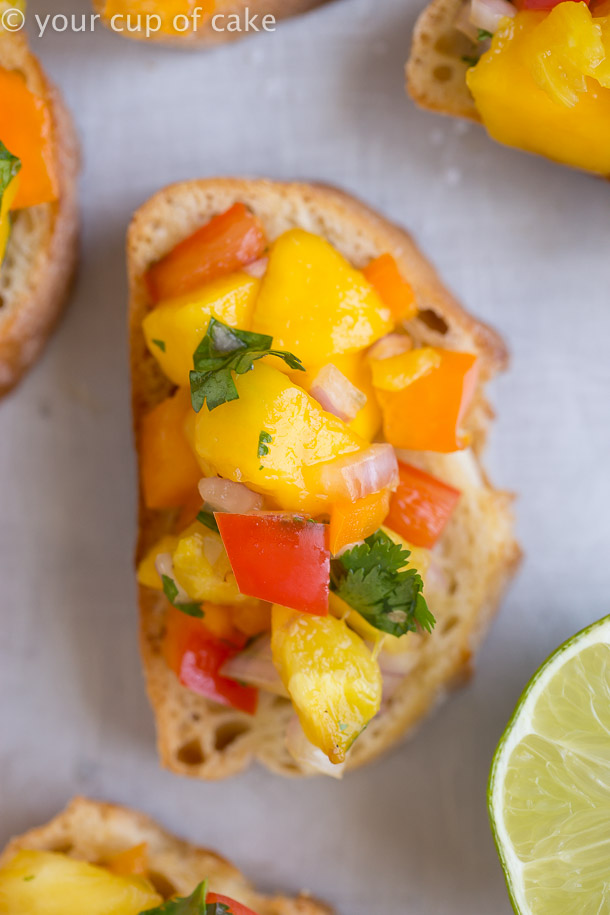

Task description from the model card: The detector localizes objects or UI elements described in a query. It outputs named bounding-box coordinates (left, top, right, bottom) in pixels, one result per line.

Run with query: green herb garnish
left=461, top=55, right=479, bottom=67
left=140, top=881, right=210, bottom=915
left=257, top=430, right=272, bottom=458
left=197, top=509, right=220, bottom=533
left=477, top=28, right=493, bottom=40
left=152, top=339, right=166, bottom=352
left=161, top=574, right=204, bottom=619
left=189, top=318, right=304, bottom=412
left=330, top=530, right=434, bottom=638
left=0, top=141, right=21, bottom=208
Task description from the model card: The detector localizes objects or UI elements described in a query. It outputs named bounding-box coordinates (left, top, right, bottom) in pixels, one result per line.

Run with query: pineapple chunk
left=0, top=850, right=161, bottom=914
left=271, top=605, right=382, bottom=764
left=172, top=521, right=246, bottom=604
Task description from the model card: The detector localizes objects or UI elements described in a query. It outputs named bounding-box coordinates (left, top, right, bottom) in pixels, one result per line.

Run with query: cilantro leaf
left=189, top=318, right=305, bottom=412
left=461, top=55, right=479, bottom=67
left=0, top=140, right=21, bottom=207
left=331, top=530, right=434, bottom=638
left=257, top=430, right=272, bottom=458
left=197, top=509, right=220, bottom=533
left=161, top=574, right=204, bottom=619
left=140, top=881, right=208, bottom=915
left=152, top=338, right=166, bottom=352
left=477, top=28, right=493, bottom=39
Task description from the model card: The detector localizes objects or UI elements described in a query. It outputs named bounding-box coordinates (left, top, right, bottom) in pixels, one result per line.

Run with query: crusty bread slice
left=0, top=797, right=331, bottom=915
left=0, top=32, right=79, bottom=397
left=128, top=178, right=521, bottom=779
left=93, top=0, right=334, bottom=47
left=406, top=0, right=481, bottom=121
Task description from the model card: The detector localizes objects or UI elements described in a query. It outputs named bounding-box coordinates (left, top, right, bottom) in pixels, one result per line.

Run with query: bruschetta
left=407, top=0, right=610, bottom=175
left=0, top=797, right=329, bottom=914
left=128, top=178, right=520, bottom=779
left=0, top=30, right=79, bottom=397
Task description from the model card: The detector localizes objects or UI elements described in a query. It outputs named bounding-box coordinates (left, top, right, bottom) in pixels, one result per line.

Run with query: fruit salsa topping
left=137, top=204, right=473, bottom=769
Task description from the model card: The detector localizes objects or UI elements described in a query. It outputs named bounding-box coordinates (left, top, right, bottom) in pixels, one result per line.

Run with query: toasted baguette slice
left=0, top=32, right=79, bottom=397
left=406, top=0, right=481, bottom=121
left=128, top=178, right=521, bottom=779
left=0, top=797, right=330, bottom=915
left=93, top=0, right=333, bottom=47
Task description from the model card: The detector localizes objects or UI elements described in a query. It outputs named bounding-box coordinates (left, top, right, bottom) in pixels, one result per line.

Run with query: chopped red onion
left=310, top=363, right=367, bottom=422
left=198, top=477, right=263, bottom=514
left=318, top=443, right=399, bottom=502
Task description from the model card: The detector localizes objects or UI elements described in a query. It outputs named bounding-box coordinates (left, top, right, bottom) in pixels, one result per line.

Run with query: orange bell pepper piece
left=140, top=388, right=202, bottom=509
left=0, top=68, right=58, bottom=210
left=386, top=461, right=461, bottom=549
left=146, top=203, right=267, bottom=302
left=107, top=843, right=149, bottom=877
left=329, top=489, right=391, bottom=555
left=376, top=350, right=478, bottom=452
left=362, top=253, right=417, bottom=323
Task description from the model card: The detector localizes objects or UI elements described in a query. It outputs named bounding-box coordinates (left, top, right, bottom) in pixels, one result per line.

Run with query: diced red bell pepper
left=207, top=893, right=259, bottom=915
left=215, top=512, right=330, bottom=615
left=386, top=462, right=461, bottom=549
left=515, top=0, right=587, bottom=8
left=162, top=607, right=258, bottom=715
left=146, top=203, right=267, bottom=302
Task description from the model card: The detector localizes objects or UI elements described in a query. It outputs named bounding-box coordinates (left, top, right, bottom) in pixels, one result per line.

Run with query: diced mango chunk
left=467, top=5, right=610, bottom=174
left=193, top=361, right=365, bottom=514
left=139, top=388, right=202, bottom=509
left=0, top=850, right=161, bottom=915
left=251, top=229, right=393, bottom=366
left=271, top=604, right=382, bottom=763
left=142, top=272, right=260, bottom=386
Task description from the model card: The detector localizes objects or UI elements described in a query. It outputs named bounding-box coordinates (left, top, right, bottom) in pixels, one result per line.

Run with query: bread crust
left=93, top=0, right=334, bottom=47
left=0, top=32, right=79, bottom=397
left=0, top=797, right=332, bottom=915
left=128, top=178, right=520, bottom=779
left=406, top=0, right=481, bottom=121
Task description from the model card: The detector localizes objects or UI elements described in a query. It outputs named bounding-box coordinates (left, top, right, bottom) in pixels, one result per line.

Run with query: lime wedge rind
left=488, top=615, right=610, bottom=915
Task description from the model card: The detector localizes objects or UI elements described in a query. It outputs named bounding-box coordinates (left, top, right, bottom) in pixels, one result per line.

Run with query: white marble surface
left=1, top=0, right=610, bottom=911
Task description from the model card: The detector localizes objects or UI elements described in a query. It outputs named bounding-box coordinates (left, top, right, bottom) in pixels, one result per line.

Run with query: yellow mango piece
left=271, top=604, right=382, bottom=764
left=369, top=346, right=442, bottom=392
left=329, top=526, right=430, bottom=652
left=193, top=361, right=365, bottom=514
left=467, top=5, right=610, bottom=174
left=142, top=272, right=260, bottom=386
left=172, top=521, right=246, bottom=604
left=137, top=534, right=180, bottom=589
left=252, top=229, right=393, bottom=366
left=101, top=0, right=214, bottom=36
left=0, top=850, right=161, bottom=915
left=0, top=171, right=20, bottom=266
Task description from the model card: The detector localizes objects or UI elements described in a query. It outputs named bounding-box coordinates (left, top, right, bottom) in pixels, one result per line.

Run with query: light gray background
left=1, top=0, right=610, bottom=911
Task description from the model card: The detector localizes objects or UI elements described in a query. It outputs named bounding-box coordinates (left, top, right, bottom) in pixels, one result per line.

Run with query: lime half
left=489, top=616, right=610, bottom=914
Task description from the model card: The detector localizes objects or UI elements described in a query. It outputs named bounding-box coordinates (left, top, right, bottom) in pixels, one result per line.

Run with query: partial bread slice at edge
left=0, top=32, right=79, bottom=397
left=406, top=0, right=481, bottom=121
left=128, top=178, right=521, bottom=779
left=0, top=797, right=331, bottom=915
left=93, top=0, right=334, bottom=47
